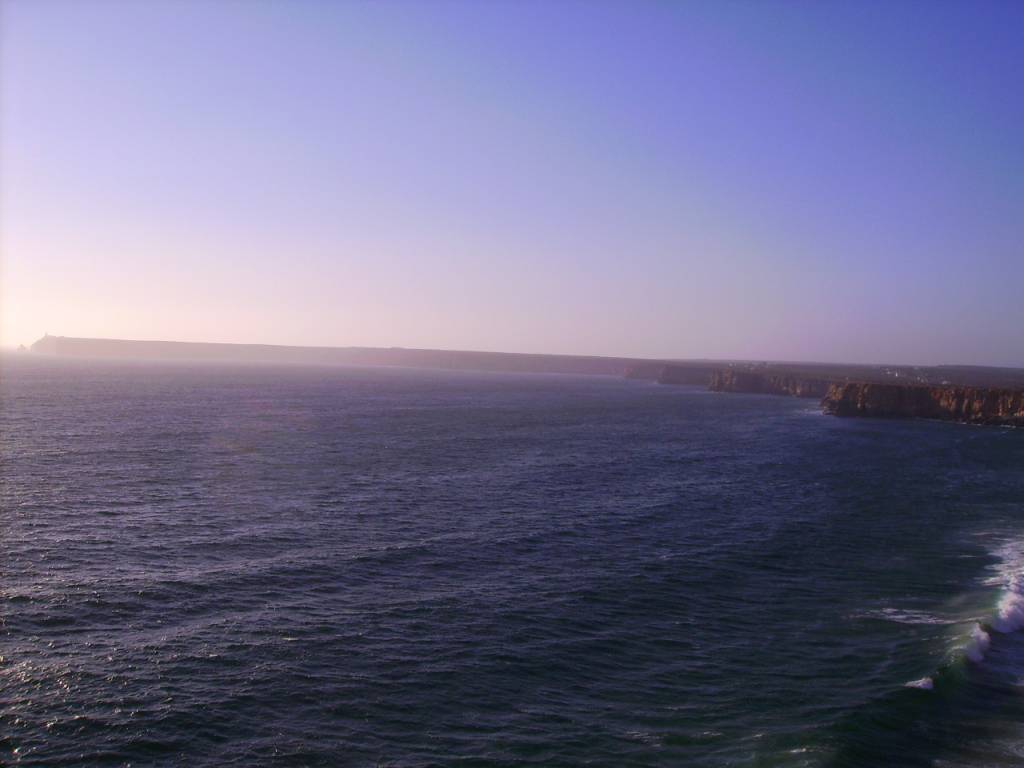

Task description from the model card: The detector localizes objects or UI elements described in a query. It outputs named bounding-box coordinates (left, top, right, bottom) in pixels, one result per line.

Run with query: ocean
left=3, top=356, right=1024, bottom=767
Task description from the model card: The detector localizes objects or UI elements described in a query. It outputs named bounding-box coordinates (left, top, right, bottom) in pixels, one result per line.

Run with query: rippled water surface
left=3, top=356, right=1024, bottom=766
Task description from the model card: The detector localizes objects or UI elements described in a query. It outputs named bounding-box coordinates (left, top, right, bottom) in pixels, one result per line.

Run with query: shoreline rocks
left=821, top=382, right=1024, bottom=427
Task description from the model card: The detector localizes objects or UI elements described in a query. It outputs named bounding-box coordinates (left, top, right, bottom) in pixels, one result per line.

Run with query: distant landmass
left=28, top=333, right=705, bottom=377
left=27, top=334, right=1024, bottom=426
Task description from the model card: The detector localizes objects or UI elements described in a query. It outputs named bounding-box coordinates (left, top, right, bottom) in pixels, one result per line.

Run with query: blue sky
left=2, top=0, right=1022, bottom=364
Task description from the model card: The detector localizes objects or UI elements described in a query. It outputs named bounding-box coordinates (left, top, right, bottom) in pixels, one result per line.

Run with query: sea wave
left=863, top=607, right=961, bottom=626
left=963, top=623, right=991, bottom=662
left=950, top=538, right=1024, bottom=665
left=901, top=537, right=1024, bottom=687
left=904, top=676, right=934, bottom=690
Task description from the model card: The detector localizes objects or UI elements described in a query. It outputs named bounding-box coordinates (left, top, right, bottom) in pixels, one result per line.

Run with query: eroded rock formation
left=708, top=369, right=832, bottom=398
left=822, top=382, right=1024, bottom=426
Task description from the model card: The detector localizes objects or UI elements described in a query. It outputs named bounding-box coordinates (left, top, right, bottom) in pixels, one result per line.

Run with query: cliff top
left=28, top=335, right=1024, bottom=390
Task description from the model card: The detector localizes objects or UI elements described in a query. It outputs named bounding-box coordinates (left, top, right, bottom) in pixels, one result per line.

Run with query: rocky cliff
left=822, top=382, right=1024, bottom=426
left=708, top=369, right=833, bottom=398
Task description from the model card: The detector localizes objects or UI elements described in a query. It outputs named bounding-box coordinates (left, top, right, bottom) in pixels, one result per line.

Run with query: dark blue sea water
left=3, top=356, right=1024, bottom=767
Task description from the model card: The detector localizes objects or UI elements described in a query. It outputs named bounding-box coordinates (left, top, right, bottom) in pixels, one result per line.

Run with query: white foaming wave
left=983, top=536, right=1024, bottom=588
left=867, top=608, right=958, bottom=626
left=964, top=624, right=991, bottom=663
left=952, top=535, right=1024, bottom=664
left=993, top=574, right=1024, bottom=633
left=898, top=535, right=1024, bottom=688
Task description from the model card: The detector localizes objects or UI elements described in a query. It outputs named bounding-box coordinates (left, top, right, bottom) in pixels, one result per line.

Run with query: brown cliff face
left=822, top=382, right=1024, bottom=426
left=708, top=369, right=833, bottom=399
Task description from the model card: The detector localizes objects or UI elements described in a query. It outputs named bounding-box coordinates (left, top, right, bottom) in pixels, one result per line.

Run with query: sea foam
left=992, top=574, right=1024, bottom=634
left=964, top=624, right=991, bottom=663
left=956, top=538, right=1024, bottom=664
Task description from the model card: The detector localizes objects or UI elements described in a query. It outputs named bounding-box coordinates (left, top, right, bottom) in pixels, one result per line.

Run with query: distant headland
left=27, top=335, right=1024, bottom=427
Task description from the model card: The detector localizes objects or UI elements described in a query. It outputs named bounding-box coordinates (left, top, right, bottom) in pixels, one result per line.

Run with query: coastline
left=26, top=334, right=1024, bottom=427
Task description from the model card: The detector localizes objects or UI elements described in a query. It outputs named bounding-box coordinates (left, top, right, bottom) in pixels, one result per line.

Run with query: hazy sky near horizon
left=2, top=1, right=1022, bottom=365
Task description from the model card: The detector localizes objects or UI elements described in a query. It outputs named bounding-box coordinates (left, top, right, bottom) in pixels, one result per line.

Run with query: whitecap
left=904, top=677, right=934, bottom=690
left=992, top=574, right=1024, bottom=633
left=964, top=624, right=991, bottom=663
left=868, top=608, right=958, bottom=626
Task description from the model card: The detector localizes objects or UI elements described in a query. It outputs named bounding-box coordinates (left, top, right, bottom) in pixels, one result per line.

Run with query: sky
left=1, top=0, right=1022, bottom=365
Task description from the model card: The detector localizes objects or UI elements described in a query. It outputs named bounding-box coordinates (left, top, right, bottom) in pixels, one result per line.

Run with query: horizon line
left=16, top=333, right=1024, bottom=372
